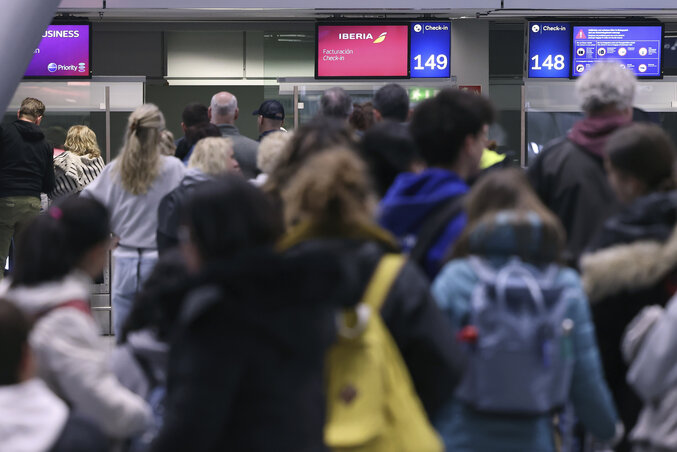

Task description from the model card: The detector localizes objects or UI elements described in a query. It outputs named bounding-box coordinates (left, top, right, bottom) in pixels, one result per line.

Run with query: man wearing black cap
left=253, top=100, right=285, bottom=141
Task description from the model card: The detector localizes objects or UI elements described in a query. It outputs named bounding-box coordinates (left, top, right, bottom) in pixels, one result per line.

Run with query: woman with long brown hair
left=81, top=104, right=185, bottom=337
left=431, top=168, right=618, bottom=452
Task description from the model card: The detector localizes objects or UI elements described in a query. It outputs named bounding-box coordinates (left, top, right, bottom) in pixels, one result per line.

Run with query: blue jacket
left=378, top=168, right=468, bottom=279
left=431, top=212, right=618, bottom=452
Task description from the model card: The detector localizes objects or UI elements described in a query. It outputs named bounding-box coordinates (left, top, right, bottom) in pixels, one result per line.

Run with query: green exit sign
left=409, top=88, right=439, bottom=102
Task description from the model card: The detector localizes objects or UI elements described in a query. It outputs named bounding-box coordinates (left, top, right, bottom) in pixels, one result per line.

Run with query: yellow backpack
left=324, top=254, right=443, bottom=452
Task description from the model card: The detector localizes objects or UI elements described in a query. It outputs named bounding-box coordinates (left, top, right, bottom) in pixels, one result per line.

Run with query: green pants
left=0, top=196, right=41, bottom=280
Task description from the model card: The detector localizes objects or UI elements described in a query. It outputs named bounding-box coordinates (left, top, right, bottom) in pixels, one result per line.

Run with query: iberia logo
left=373, top=32, right=387, bottom=43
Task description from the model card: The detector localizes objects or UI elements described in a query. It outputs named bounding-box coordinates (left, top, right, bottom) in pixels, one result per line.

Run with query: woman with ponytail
left=82, top=104, right=185, bottom=337
left=277, top=147, right=465, bottom=422
left=580, top=123, right=677, bottom=449
left=0, top=197, right=151, bottom=442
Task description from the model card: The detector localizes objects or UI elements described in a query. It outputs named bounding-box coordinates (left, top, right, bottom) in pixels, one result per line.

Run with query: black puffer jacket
left=279, top=221, right=466, bottom=419
left=581, top=191, right=677, bottom=452
left=151, top=247, right=346, bottom=452
left=0, top=119, right=55, bottom=198
left=528, top=136, right=619, bottom=266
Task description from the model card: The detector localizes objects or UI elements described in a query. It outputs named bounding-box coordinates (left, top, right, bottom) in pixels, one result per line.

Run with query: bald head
left=209, top=91, right=239, bottom=125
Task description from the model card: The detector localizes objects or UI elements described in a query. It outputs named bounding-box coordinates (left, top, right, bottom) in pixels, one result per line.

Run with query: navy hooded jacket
left=378, top=168, right=468, bottom=279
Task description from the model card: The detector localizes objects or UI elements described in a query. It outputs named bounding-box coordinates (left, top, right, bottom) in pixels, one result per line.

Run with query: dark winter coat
left=528, top=126, right=622, bottom=266
left=151, top=247, right=346, bottom=452
left=0, top=119, right=55, bottom=198
left=278, top=220, right=466, bottom=419
left=581, top=191, right=677, bottom=451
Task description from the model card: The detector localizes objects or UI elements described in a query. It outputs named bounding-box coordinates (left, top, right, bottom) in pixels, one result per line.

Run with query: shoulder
left=180, top=285, right=223, bottom=326
left=432, top=258, right=477, bottom=306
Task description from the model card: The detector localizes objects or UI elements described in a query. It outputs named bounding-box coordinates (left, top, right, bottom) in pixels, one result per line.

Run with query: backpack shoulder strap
left=362, top=254, right=406, bottom=312
left=409, top=195, right=465, bottom=268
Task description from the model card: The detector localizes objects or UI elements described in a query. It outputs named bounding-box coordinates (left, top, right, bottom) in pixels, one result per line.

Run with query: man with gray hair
left=528, top=62, right=637, bottom=265
left=208, top=91, right=259, bottom=179
left=320, top=87, right=353, bottom=120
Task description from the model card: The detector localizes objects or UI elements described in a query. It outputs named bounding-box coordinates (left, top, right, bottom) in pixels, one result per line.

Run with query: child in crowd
left=0, top=298, right=108, bottom=452
left=0, top=197, right=151, bottom=441
left=432, top=169, right=618, bottom=451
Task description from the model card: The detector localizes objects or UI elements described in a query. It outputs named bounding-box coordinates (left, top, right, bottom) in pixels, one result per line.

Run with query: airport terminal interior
left=4, top=1, right=677, bottom=451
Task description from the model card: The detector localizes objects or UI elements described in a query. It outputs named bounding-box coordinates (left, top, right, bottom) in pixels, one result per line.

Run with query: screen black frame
left=525, top=20, right=572, bottom=80
left=569, top=20, right=664, bottom=80
left=315, top=20, right=411, bottom=80
left=23, top=20, right=92, bottom=80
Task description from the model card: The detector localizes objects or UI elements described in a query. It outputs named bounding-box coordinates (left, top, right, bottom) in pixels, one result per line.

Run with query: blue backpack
left=455, top=257, right=576, bottom=414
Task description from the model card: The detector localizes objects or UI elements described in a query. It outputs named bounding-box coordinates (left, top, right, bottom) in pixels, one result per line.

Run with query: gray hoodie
left=623, top=296, right=677, bottom=451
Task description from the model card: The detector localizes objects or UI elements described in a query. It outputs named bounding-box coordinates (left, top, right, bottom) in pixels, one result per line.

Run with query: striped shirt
left=50, top=151, right=105, bottom=200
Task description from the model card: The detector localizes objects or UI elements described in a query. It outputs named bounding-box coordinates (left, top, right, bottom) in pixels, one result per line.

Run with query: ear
left=35, top=116, right=43, bottom=126
left=373, top=109, right=383, bottom=122
left=234, top=108, right=239, bottom=121
left=207, top=107, right=213, bottom=121
left=181, top=122, right=187, bottom=133
left=16, top=109, right=20, bottom=119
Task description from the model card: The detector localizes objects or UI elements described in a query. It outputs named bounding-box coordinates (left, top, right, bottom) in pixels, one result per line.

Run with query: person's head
left=117, top=103, right=165, bottom=195
left=253, top=100, right=285, bottom=135
left=265, top=116, right=357, bottom=194
left=158, top=129, right=176, bottom=156
left=282, top=147, right=375, bottom=228
left=453, top=168, right=565, bottom=262
left=11, top=197, right=110, bottom=287
left=185, top=122, right=222, bottom=148
left=64, top=125, right=101, bottom=158
left=257, top=131, right=293, bottom=175
left=349, top=102, right=376, bottom=132
left=604, top=123, right=677, bottom=204
left=373, top=84, right=409, bottom=122
left=0, top=299, right=32, bottom=385
left=44, top=126, right=67, bottom=151
left=18, top=97, right=45, bottom=125
left=188, top=136, right=239, bottom=175
left=209, top=91, right=239, bottom=125
left=576, top=62, right=636, bottom=119
left=320, top=87, right=353, bottom=120
left=181, top=102, right=209, bottom=133
left=410, top=88, right=494, bottom=180
left=361, top=121, right=422, bottom=197
left=180, top=175, right=280, bottom=271
left=119, top=249, right=189, bottom=344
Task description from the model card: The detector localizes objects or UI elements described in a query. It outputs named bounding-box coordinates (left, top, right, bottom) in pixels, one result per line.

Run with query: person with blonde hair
left=251, top=131, right=292, bottom=187
left=158, top=129, right=176, bottom=156
left=82, top=104, right=185, bottom=337
left=50, top=125, right=105, bottom=199
left=157, top=136, right=240, bottom=254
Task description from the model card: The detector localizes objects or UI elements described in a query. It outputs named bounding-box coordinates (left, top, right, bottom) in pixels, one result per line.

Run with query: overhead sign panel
left=410, top=22, right=450, bottom=78
left=527, top=22, right=570, bottom=78
left=25, top=24, right=91, bottom=78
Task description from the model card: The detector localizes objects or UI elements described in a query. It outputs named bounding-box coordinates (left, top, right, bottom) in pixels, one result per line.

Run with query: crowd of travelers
left=1, top=60, right=677, bottom=452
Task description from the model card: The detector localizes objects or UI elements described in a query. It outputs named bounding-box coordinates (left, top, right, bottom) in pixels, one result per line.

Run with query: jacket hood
left=0, top=272, right=91, bottom=315
left=567, top=114, right=630, bottom=158
left=589, top=191, right=677, bottom=252
left=581, top=222, right=677, bottom=303
left=54, top=151, right=103, bottom=173
left=181, top=168, right=212, bottom=188
left=0, top=379, right=68, bottom=452
left=378, top=168, right=469, bottom=236
left=13, top=119, right=46, bottom=142
left=183, top=247, right=348, bottom=356
left=466, top=210, right=561, bottom=264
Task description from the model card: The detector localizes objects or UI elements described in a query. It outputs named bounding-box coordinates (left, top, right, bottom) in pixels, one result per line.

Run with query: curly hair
left=116, top=104, right=164, bottom=195
left=188, top=137, right=237, bottom=175
left=281, top=147, right=375, bottom=228
left=576, top=62, right=636, bottom=114
left=64, top=125, right=101, bottom=158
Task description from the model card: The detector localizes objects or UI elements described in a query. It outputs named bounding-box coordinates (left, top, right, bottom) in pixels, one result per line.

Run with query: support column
left=450, top=20, right=490, bottom=96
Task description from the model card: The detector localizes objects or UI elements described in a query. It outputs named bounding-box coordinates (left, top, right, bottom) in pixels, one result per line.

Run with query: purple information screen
left=25, top=24, right=90, bottom=78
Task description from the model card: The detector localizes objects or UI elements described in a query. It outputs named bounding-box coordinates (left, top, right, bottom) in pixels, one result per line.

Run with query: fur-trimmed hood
left=581, top=224, right=677, bottom=303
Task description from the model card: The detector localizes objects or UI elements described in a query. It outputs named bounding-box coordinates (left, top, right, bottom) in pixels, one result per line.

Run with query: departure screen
left=410, top=22, right=450, bottom=78
left=25, top=24, right=91, bottom=78
left=316, top=24, right=409, bottom=78
left=527, top=22, right=571, bottom=78
left=572, top=25, right=663, bottom=77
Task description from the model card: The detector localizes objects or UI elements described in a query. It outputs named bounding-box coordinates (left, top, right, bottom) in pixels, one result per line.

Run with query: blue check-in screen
left=572, top=25, right=662, bottom=77
left=410, top=22, right=451, bottom=78
left=528, top=22, right=571, bottom=78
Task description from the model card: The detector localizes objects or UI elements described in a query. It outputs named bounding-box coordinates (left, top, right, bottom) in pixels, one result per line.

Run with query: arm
left=564, top=273, right=619, bottom=442
left=151, top=307, right=243, bottom=452
left=32, top=310, right=152, bottom=439
left=381, top=261, right=466, bottom=418
left=156, top=192, right=179, bottom=254
left=42, top=145, right=55, bottom=195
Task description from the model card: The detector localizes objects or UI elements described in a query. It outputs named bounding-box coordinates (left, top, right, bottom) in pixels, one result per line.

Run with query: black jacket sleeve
left=157, top=192, right=180, bottom=255
left=380, top=261, right=466, bottom=418
left=42, top=144, right=55, bottom=195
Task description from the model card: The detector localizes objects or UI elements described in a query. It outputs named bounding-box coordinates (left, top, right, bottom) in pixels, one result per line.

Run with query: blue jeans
left=112, top=252, right=157, bottom=338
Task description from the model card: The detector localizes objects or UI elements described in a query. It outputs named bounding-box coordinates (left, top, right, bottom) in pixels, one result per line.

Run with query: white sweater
left=0, top=273, right=152, bottom=439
